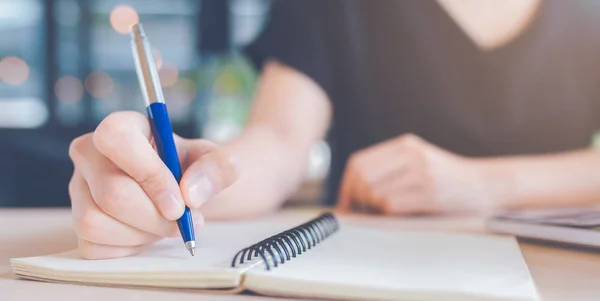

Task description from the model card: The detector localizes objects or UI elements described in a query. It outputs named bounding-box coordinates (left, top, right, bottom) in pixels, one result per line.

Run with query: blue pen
left=129, top=23, right=195, bottom=256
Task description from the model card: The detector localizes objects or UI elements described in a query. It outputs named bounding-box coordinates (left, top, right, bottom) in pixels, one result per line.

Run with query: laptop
left=487, top=206, right=600, bottom=248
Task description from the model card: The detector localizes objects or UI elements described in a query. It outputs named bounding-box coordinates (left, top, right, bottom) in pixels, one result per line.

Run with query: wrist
left=468, top=158, right=515, bottom=213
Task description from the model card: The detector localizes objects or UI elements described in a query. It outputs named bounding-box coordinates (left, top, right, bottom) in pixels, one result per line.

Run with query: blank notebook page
left=244, top=226, right=539, bottom=301
left=11, top=218, right=301, bottom=288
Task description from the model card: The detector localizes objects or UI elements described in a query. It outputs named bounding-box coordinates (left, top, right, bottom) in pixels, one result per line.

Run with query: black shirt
left=245, top=0, right=600, bottom=204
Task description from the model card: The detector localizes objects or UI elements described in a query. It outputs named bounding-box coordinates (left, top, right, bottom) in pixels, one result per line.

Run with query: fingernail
left=155, top=192, right=183, bottom=219
left=187, top=174, right=213, bottom=208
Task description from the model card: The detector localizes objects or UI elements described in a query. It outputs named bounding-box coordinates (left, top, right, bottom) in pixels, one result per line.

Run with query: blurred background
left=0, top=0, right=330, bottom=207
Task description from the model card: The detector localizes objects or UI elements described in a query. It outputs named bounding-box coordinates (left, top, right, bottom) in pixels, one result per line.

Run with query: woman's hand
left=336, top=134, right=492, bottom=215
left=68, top=111, right=240, bottom=259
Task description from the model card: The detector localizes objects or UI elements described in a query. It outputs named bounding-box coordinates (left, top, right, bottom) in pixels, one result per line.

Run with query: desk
left=1, top=208, right=600, bottom=301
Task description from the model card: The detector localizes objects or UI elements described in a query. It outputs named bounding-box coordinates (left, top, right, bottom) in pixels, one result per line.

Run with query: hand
left=68, top=111, right=240, bottom=259
left=336, top=134, right=491, bottom=215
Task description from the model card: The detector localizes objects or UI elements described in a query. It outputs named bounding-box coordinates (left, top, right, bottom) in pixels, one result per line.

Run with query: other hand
left=68, top=111, right=240, bottom=259
left=336, top=134, right=491, bottom=215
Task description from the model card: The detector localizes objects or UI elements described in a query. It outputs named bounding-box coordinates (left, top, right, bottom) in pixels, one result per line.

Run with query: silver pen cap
left=129, top=23, right=165, bottom=106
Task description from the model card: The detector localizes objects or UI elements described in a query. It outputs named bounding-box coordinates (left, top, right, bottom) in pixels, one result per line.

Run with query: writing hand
left=69, top=111, right=240, bottom=259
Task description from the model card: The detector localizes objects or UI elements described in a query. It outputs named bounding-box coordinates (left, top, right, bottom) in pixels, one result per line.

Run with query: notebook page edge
left=13, top=273, right=246, bottom=294
left=242, top=271, right=539, bottom=301
left=10, top=250, right=246, bottom=290
left=7, top=214, right=311, bottom=290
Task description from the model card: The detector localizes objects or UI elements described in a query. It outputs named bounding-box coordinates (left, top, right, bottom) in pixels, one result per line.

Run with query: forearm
left=199, top=61, right=331, bottom=220
left=479, top=148, right=600, bottom=210
left=199, top=125, right=312, bottom=220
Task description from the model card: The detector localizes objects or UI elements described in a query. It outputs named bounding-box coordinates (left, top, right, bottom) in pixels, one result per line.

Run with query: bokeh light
left=159, top=61, right=179, bottom=87
left=55, top=76, right=83, bottom=103
left=213, top=71, right=241, bottom=95
left=85, top=71, right=114, bottom=98
left=109, top=5, right=139, bottom=35
left=167, top=77, right=197, bottom=103
left=0, top=56, right=30, bottom=85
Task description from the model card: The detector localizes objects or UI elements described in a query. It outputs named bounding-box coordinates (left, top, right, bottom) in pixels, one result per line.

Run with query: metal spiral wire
left=231, top=213, right=339, bottom=270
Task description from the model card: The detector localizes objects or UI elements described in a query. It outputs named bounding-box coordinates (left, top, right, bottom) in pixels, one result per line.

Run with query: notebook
left=11, top=212, right=540, bottom=301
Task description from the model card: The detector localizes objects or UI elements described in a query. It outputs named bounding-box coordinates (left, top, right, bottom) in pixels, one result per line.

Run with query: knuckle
left=93, top=112, right=138, bottom=152
left=347, top=153, right=364, bottom=170
left=136, top=167, right=167, bottom=191
left=74, top=210, right=104, bottom=242
left=398, top=133, right=421, bottom=145
left=401, top=132, right=418, bottom=140
left=68, top=134, right=92, bottom=162
left=95, top=181, right=131, bottom=214
left=68, top=177, right=78, bottom=200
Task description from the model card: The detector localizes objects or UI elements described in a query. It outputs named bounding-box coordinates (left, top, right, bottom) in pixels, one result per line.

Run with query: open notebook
left=11, top=212, right=539, bottom=301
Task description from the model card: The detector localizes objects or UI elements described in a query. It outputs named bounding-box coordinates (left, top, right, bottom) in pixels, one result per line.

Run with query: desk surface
left=2, top=208, right=600, bottom=301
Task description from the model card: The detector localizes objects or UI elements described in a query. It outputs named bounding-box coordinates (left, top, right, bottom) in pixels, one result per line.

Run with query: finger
left=69, top=172, right=162, bottom=246
left=178, top=138, right=221, bottom=169
left=78, top=239, right=148, bottom=260
left=356, top=148, right=418, bottom=185
left=352, top=172, right=377, bottom=213
left=350, top=134, right=425, bottom=184
left=382, top=191, right=437, bottom=216
left=180, top=146, right=240, bottom=209
left=92, top=111, right=185, bottom=220
left=337, top=155, right=379, bottom=213
left=168, top=211, right=205, bottom=237
left=337, top=161, right=374, bottom=213
left=336, top=163, right=356, bottom=212
left=372, top=170, right=424, bottom=198
left=71, top=135, right=204, bottom=237
left=88, top=170, right=188, bottom=238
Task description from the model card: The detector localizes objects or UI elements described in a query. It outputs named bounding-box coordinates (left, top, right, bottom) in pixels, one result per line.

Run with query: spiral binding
left=231, top=212, right=339, bottom=271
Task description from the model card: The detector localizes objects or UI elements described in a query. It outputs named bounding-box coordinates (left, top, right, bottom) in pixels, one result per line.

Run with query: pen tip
left=185, top=241, right=196, bottom=256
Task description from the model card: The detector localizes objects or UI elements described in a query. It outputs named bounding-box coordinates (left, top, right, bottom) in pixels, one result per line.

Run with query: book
left=11, top=212, right=540, bottom=301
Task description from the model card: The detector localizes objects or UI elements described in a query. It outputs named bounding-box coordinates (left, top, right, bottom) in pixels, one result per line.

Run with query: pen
left=129, top=23, right=195, bottom=256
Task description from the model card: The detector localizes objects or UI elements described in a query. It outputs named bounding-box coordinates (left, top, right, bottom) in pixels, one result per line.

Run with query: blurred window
left=0, top=0, right=47, bottom=128
left=0, top=0, right=331, bottom=207
left=0, top=0, right=272, bottom=136
left=55, top=0, right=203, bottom=129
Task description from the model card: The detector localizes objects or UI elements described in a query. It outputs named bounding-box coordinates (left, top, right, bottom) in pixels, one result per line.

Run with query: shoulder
left=552, top=1, right=600, bottom=33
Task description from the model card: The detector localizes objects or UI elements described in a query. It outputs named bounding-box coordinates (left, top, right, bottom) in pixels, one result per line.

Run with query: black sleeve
left=244, top=0, right=333, bottom=95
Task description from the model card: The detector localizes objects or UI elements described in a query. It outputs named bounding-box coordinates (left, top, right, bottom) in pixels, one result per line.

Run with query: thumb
left=180, top=145, right=240, bottom=209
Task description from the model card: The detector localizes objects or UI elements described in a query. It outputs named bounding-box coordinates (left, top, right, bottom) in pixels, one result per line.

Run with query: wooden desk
left=2, top=208, right=600, bottom=301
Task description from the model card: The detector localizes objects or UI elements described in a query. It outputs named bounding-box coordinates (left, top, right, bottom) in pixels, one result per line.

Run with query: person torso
left=320, top=0, right=600, bottom=203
